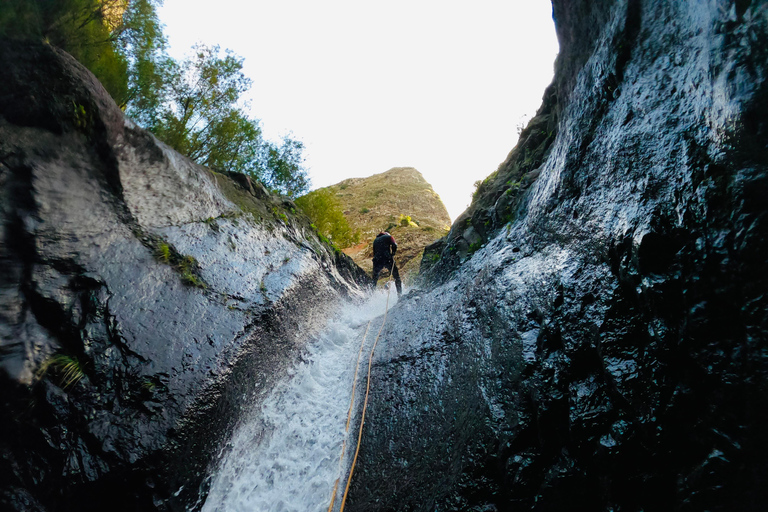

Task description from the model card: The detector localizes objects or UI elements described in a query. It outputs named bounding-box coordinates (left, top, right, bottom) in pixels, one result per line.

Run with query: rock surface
left=0, top=41, right=368, bottom=511
left=347, top=1, right=768, bottom=510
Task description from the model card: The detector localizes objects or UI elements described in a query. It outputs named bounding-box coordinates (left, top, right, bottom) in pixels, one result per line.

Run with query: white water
left=201, top=287, right=398, bottom=512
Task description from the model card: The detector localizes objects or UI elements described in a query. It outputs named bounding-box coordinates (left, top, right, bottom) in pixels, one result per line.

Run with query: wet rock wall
left=0, top=41, right=368, bottom=511
left=349, top=1, right=768, bottom=510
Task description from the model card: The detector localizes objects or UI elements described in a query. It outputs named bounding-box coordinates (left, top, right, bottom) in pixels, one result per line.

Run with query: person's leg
left=371, top=261, right=383, bottom=288
left=392, top=262, right=402, bottom=297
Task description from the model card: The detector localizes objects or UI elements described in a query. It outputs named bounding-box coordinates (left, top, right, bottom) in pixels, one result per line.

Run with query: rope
left=338, top=261, right=396, bottom=511
left=327, top=260, right=396, bottom=511
left=327, top=321, right=371, bottom=512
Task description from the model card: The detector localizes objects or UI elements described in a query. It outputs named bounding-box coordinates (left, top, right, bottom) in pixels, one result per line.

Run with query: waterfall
left=201, top=287, right=399, bottom=512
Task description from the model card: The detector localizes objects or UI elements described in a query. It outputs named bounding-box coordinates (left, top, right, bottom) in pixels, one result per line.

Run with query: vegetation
left=0, top=0, right=310, bottom=198
left=155, top=241, right=171, bottom=263
left=178, top=255, right=205, bottom=288
left=295, top=188, right=360, bottom=248
left=37, top=353, right=86, bottom=389
left=151, top=238, right=206, bottom=288
left=399, top=214, right=417, bottom=227
left=472, top=179, right=483, bottom=201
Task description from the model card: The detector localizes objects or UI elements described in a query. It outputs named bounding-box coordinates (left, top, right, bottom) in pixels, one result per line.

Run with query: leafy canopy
left=152, top=44, right=310, bottom=197
left=1, top=0, right=310, bottom=198
left=295, top=189, right=360, bottom=248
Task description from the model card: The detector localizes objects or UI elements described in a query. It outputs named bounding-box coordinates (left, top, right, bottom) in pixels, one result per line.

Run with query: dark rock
left=0, top=40, right=368, bottom=511
left=348, top=1, right=768, bottom=511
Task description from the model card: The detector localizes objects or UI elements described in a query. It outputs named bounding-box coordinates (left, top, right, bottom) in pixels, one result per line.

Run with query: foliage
left=151, top=44, right=310, bottom=198
left=151, top=238, right=206, bottom=288
left=472, top=179, right=483, bottom=201
left=295, top=188, right=360, bottom=248
left=37, top=353, right=85, bottom=389
left=399, top=214, right=417, bottom=227
left=260, top=136, right=310, bottom=198
left=155, top=241, right=171, bottom=263
left=119, top=0, right=171, bottom=125
left=1, top=1, right=310, bottom=198
left=0, top=0, right=130, bottom=103
left=178, top=255, right=205, bottom=288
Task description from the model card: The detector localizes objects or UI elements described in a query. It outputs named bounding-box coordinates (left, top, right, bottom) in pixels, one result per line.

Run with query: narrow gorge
left=2, top=0, right=768, bottom=511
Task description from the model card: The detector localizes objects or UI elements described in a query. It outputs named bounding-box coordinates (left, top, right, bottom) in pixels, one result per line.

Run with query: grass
left=37, top=353, right=85, bottom=389
left=156, top=242, right=171, bottom=263
left=152, top=239, right=207, bottom=289
left=178, top=255, right=206, bottom=288
left=141, top=379, right=157, bottom=392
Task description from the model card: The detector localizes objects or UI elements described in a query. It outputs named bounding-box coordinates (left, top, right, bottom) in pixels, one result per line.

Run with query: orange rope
left=338, top=262, right=395, bottom=511
left=327, top=320, right=371, bottom=512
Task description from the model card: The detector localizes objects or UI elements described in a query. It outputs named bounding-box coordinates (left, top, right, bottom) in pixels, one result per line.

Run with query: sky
left=157, top=1, right=559, bottom=221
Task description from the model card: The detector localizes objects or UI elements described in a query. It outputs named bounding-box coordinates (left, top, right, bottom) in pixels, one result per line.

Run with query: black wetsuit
left=372, top=232, right=402, bottom=296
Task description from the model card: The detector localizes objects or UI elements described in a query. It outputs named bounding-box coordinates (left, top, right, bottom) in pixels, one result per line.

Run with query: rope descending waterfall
left=328, top=262, right=396, bottom=512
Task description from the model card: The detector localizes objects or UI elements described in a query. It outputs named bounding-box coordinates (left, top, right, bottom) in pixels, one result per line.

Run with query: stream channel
left=200, top=287, right=400, bottom=512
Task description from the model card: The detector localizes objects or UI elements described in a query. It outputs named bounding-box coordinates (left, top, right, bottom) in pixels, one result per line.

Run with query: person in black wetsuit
left=371, top=231, right=402, bottom=297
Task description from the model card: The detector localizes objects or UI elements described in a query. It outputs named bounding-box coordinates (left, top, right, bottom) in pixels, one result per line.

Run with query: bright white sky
left=157, top=1, right=559, bottom=221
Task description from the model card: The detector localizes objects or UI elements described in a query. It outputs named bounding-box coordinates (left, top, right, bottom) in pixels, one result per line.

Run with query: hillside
left=324, top=167, right=451, bottom=285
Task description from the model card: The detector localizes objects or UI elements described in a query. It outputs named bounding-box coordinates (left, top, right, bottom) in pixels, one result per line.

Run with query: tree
left=261, top=136, right=310, bottom=198
left=119, top=0, right=170, bottom=125
left=295, top=189, right=360, bottom=248
left=1, top=2, right=311, bottom=198
left=0, top=0, right=129, bottom=103
left=152, top=44, right=310, bottom=197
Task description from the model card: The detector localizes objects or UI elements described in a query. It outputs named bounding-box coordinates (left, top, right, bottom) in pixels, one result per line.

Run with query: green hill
left=319, top=167, right=451, bottom=286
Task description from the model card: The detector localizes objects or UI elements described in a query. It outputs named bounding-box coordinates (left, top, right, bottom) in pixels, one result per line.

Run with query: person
left=371, top=231, right=402, bottom=297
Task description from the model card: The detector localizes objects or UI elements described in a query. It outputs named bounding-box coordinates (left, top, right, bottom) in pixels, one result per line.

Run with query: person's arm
left=390, top=236, right=398, bottom=255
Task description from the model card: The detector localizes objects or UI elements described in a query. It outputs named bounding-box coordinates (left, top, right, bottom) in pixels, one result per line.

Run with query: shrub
left=472, top=179, right=483, bottom=201
left=295, top=188, right=360, bottom=247
left=399, top=214, right=417, bottom=227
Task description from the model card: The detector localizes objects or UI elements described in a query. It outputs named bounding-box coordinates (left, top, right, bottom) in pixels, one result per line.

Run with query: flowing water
left=201, top=287, right=399, bottom=512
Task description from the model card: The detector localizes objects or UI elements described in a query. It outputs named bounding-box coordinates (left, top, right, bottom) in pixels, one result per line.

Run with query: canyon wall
left=0, top=41, right=368, bottom=511
left=348, top=1, right=768, bottom=510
